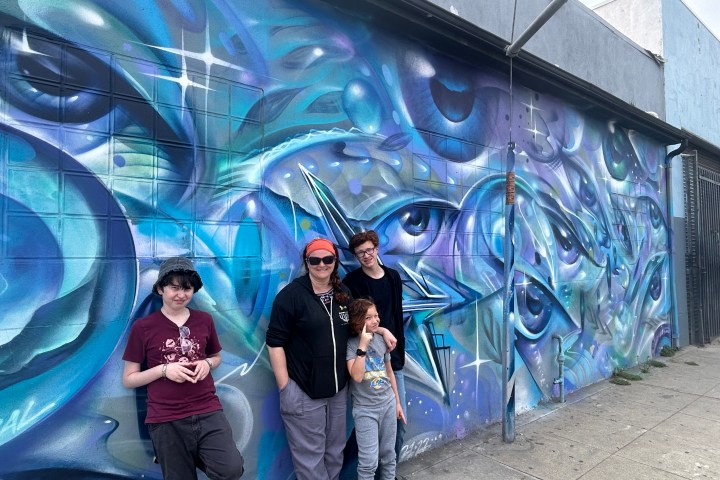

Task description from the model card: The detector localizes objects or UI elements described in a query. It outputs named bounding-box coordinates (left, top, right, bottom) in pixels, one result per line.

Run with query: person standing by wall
left=347, top=298, right=406, bottom=480
left=266, top=238, right=397, bottom=480
left=122, top=257, right=245, bottom=480
left=344, top=230, right=407, bottom=465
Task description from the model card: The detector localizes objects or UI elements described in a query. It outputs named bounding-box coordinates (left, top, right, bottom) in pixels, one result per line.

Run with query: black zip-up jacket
left=343, top=265, right=405, bottom=371
left=266, top=274, right=351, bottom=399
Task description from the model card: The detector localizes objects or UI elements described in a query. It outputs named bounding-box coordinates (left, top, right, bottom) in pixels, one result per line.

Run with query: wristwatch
left=356, top=348, right=367, bottom=357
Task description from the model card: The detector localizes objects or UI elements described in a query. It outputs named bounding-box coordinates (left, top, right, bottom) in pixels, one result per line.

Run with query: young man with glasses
left=122, top=257, right=244, bottom=479
left=344, top=231, right=407, bottom=469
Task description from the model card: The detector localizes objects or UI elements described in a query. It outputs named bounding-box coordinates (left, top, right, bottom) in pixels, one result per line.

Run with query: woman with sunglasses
left=121, top=257, right=244, bottom=479
left=266, top=238, right=396, bottom=480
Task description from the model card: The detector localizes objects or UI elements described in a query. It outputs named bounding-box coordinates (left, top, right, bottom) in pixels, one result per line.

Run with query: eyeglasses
left=307, top=255, right=336, bottom=266
left=354, top=247, right=376, bottom=258
left=179, top=326, right=191, bottom=354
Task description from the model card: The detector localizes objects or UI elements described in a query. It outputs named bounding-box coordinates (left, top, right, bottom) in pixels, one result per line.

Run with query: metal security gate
left=684, top=149, right=720, bottom=344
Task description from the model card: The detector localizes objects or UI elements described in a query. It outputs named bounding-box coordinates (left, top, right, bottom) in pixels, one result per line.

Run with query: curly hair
left=349, top=230, right=379, bottom=253
left=301, top=239, right=350, bottom=304
left=348, top=298, right=376, bottom=336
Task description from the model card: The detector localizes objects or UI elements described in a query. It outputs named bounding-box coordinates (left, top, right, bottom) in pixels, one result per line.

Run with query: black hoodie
left=266, top=274, right=351, bottom=399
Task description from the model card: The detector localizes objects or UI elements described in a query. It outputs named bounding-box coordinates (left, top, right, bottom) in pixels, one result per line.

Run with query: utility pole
left=502, top=0, right=569, bottom=444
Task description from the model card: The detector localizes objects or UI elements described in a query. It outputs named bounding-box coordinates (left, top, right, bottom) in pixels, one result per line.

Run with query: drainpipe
left=665, top=139, right=688, bottom=348
left=552, top=334, right=565, bottom=403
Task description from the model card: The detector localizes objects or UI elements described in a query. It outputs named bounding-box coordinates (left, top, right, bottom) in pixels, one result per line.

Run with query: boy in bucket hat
left=122, top=257, right=244, bottom=479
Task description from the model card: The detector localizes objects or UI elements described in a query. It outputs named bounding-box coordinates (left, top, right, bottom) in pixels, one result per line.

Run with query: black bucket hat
left=153, top=257, right=203, bottom=294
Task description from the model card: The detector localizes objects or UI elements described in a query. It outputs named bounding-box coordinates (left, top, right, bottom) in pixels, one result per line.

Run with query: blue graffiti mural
left=0, top=0, right=671, bottom=478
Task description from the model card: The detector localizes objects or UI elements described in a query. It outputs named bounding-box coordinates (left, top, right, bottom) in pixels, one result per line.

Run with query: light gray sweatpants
left=353, top=396, right=397, bottom=480
left=279, top=379, right=347, bottom=480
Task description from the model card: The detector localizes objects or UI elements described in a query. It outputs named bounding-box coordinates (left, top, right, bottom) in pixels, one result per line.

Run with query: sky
left=580, top=0, right=720, bottom=39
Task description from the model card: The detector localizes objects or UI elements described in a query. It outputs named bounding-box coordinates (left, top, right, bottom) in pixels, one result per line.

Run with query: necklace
left=321, top=297, right=333, bottom=320
left=319, top=291, right=333, bottom=320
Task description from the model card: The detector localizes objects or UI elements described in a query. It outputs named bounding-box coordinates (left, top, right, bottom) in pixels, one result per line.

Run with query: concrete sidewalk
left=397, top=341, right=720, bottom=480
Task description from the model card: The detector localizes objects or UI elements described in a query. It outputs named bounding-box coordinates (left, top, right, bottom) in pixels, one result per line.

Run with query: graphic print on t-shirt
left=160, top=326, right=200, bottom=363
left=363, top=348, right=389, bottom=390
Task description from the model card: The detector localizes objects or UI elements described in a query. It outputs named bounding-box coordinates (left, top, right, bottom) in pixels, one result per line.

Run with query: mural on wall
left=0, top=0, right=671, bottom=478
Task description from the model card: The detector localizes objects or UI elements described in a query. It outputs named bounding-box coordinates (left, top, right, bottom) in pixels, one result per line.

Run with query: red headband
left=306, top=238, right=335, bottom=256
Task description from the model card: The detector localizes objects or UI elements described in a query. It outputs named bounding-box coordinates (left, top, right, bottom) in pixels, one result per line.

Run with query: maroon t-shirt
left=123, top=308, right=223, bottom=423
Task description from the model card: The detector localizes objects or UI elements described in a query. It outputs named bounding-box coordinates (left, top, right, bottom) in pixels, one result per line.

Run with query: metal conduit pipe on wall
left=665, top=139, right=688, bottom=348
left=501, top=0, right=569, bottom=444
left=505, top=0, right=569, bottom=57
left=552, top=334, right=565, bottom=403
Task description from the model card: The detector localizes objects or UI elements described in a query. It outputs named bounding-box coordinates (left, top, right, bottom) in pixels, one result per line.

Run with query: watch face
left=356, top=349, right=366, bottom=356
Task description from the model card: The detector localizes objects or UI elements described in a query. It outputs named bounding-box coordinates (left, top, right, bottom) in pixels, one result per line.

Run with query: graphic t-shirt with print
left=123, top=308, right=222, bottom=423
left=346, top=334, right=394, bottom=408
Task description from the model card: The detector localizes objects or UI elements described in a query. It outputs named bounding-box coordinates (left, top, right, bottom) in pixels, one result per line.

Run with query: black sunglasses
left=307, top=255, right=336, bottom=266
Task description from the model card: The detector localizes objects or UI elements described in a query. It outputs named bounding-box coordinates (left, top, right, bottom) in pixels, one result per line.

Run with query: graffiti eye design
left=649, top=199, right=663, bottom=229
left=563, top=157, right=610, bottom=249
left=428, top=74, right=474, bottom=122
left=519, top=282, right=553, bottom=335
left=539, top=197, right=600, bottom=268
left=3, top=31, right=193, bottom=151
left=4, top=32, right=112, bottom=124
left=399, top=51, right=504, bottom=162
left=374, top=200, right=451, bottom=254
left=611, top=205, right=633, bottom=254
left=638, top=195, right=667, bottom=232
left=637, top=256, right=667, bottom=313
left=513, top=272, right=579, bottom=397
left=648, top=265, right=662, bottom=301
left=400, top=206, right=433, bottom=234
left=551, top=223, right=580, bottom=265
left=603, top=125, right=639, bottom=181
left=564, top=159, right=598, bottom=211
